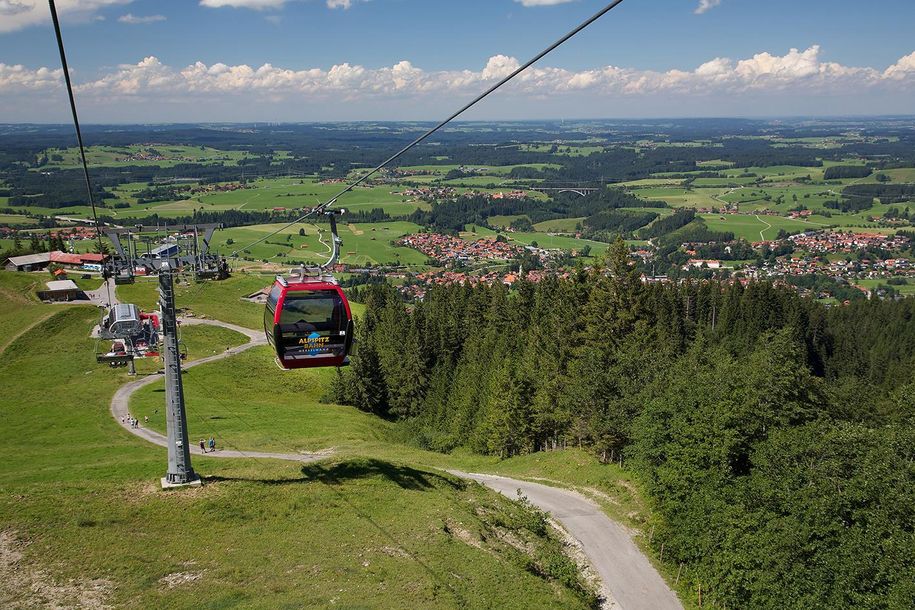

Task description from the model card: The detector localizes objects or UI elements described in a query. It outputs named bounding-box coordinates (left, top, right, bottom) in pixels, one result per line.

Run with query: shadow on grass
left=301, top=458, right=466, bottom=491
left=202, top=458, right=465, bottom=492
left=200, top=458, right=469, bottom=606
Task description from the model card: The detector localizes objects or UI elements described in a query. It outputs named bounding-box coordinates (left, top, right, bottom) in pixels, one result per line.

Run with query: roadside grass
left=128, top=323, right=250, bottom=376
left=0, top=306, right=599, bottom=609
left=70, top=275, right=104, bottom=291
left=179, top=324, right=250, bottom=361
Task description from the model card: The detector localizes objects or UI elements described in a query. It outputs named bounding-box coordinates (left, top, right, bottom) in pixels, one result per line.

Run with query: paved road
left=110, top=318, right=330, bottom=463
left=84, top=277, right=118, bottom=307
left=452, top=472, right=682, bottom=610
left=109, top=317, right=682, bottom=609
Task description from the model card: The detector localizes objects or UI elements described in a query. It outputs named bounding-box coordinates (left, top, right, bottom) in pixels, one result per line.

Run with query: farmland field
left=855, top=278, right=915, bottom=296
left=215, top=221, right=429, bottom=267
left=533, top=217, right=584, bottom=232
left=463, top=224, right=608, bottom=255
left=40, top=145, right=250, bottom=169
left=701, top=213, right=828, bottom=241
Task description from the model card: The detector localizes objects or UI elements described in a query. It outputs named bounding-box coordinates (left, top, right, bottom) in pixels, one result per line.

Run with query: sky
left=0, top=0, right=914, bottom=123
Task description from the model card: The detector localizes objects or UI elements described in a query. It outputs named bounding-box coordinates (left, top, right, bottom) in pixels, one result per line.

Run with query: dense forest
left=331, top=241, right=915, bottom=609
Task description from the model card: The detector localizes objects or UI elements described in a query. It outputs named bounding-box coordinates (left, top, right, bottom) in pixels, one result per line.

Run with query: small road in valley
left=755, top=214, right=773, bottom=241
left=109, top=316, right=683, bottom=610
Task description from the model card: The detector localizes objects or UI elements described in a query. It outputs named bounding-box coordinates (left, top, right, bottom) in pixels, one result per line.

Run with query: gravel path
left=450, top=471, right=682, bottom=610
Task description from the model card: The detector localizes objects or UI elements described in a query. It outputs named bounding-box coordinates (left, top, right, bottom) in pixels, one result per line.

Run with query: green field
left=630, top=186, right=727, bottom=209
left=115, top=273, right=366, bottom=331
left=533, top=217, right=584, bottom=233
left=487, top=214, right=529, bottom=229
left=517, top=144, right=606, bottom=157
left=213, top=221, right=430, bottom=267
left=701, top=214, right=827, bottom=241
left=855, top=278, right=915, bottom=297
left=0, top=272, right=47, bottom=351
left=463, top=225, right=608, bottom=256
left=0, top=214, right=34, bottom=226
left=40, top=145, right=250, bottom=169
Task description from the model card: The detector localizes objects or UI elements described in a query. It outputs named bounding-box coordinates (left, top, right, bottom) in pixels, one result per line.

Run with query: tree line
left=332, top=241, right=915, bottom=609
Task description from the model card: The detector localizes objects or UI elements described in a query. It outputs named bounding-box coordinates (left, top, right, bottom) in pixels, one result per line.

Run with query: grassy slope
left=0, top=272, right=45, bottom=345
left=0, top=305, right=598, bottom=609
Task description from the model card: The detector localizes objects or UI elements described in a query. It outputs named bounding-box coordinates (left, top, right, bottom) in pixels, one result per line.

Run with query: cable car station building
left=4, top=250, right=109, bottom=272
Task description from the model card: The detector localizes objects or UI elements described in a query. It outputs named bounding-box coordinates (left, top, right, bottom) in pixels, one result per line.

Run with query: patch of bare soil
left=158, top=571, right=204, bottom=589
left=443, top=520, right=484, bottom=550
left=0, top=530, right=111, bottom=609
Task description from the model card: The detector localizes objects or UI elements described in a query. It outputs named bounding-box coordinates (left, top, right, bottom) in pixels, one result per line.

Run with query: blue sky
left=1, top=0, right=914, bottom=122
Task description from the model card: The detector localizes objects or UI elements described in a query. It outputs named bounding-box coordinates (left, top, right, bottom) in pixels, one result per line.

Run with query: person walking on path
left=199, top=439, right=206, bottom=453
left=208, top=437, right=215, bottom=453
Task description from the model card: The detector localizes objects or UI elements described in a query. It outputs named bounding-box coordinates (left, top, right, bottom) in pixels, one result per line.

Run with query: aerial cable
left=48, top=0, right=112, bottom=308
left=231, top=0, right=628, bottom=259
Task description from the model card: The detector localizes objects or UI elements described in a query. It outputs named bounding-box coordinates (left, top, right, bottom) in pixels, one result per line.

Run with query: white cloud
left=695, top=0, right=721, bottom=15
left=198, top=0, right=287, bottom=9
left=884, top=51, right=915, bottom=80
left=117, top=13, right=165, bottom=24
left=482, top=55, right=521, bottom=80
left=5, top=47, right=915, bottom=117
left=0, top=1, right=31, bottom=16
left=0, top=0, right=131, bottom=32
left=513, top=0, right=576, bottom=6
left=0, top=63, right=63, bottom=90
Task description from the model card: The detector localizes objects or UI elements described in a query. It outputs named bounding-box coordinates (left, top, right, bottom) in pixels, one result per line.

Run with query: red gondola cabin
left=264, top=276, right=354, bottom=369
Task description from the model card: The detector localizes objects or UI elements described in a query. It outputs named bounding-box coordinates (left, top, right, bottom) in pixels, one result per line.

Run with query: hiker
left=208, top=437, right=215, bottom=453
left=199, top=439, right=206, bottom=453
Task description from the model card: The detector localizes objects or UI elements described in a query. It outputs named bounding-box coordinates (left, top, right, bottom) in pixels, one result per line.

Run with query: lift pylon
left=159, top=261, right=200, bottom=488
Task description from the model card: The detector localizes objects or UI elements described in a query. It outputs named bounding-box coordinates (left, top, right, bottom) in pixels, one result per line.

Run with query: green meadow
left=462, top=224, right=609, bottom=255
left=40, top=145, right=250, bottom=169
left=700, top=213, right=826, bottom=242
left=213, top=220, right=430, bottom=267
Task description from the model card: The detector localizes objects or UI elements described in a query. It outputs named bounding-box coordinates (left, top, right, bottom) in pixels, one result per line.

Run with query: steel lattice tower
left=159, top=262, right=199, bottom=487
